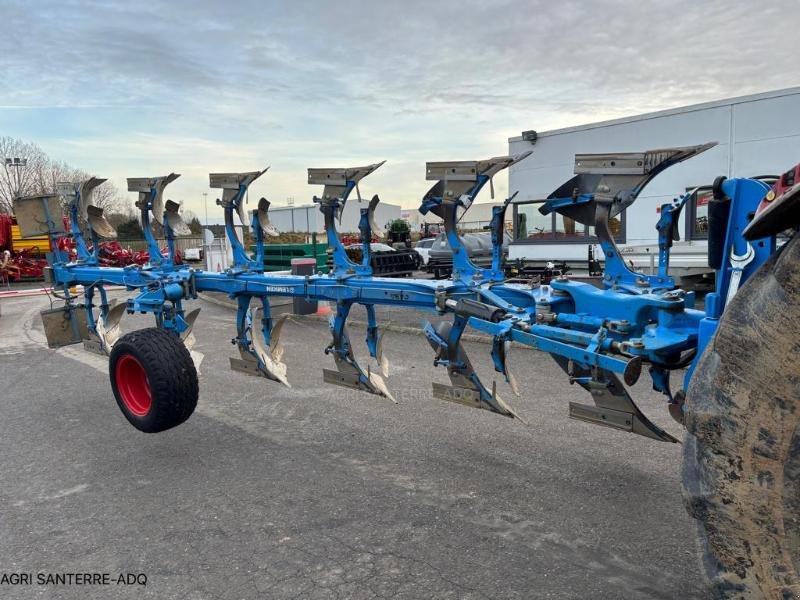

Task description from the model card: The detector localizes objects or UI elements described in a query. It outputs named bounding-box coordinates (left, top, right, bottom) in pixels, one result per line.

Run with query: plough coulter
left=13, top=145, right=800, bottom=597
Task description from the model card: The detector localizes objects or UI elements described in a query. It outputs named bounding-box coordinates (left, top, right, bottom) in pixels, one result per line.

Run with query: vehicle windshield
left=346, top=243, right=395, bottom=252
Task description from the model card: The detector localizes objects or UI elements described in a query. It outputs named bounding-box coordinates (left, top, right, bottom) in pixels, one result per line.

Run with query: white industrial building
left=268, top=196, right=401, bottom=234
left=507, top=87, right=800, bottom=279
left=401, top=203, right=499, bottom=232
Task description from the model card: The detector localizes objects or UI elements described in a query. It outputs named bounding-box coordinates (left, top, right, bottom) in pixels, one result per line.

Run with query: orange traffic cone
left=315, top=301, right=332, bottom=316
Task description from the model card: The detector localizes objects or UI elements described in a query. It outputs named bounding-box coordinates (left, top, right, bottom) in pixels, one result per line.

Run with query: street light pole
left=4, top=158, right=28, bottom=209
left=202, top=192, right=209, bottom=228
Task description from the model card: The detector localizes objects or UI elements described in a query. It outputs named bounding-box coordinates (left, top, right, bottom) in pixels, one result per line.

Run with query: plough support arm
left=19, top=142, right=787, bottom=444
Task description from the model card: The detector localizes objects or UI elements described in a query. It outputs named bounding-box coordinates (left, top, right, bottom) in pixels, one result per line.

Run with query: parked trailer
left=507, top=87, right=800, bottom=286
left=14, top=146, right=800, bottom=598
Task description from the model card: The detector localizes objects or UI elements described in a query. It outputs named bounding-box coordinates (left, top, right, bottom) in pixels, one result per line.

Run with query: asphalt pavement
left=0, top=292, right=709, bottom=599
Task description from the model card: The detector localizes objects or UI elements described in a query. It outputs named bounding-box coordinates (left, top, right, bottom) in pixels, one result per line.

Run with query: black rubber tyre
left=109, top=328, right=198, bottom=433
left=683, top=233, right=800, bottom=598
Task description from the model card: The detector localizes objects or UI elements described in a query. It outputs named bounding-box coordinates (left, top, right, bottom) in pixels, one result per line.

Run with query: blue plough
left=15, top=142, right=781, bottom=440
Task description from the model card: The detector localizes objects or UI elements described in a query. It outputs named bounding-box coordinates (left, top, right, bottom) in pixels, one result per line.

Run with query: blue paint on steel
left=68, top=200, right=92, bottom=264
left=683, top=176, right=775, bottom=388
left=250, top=210, right=265, bottom=272
left=141, top=187, right=167, bottom=269
left=46, top=152, right=782, bottom=427
left=315, top=180, right=374, bottom=278
left=221, top=183, right=257, bottom=271
left=358, top=208, right=373, bottom=271
left=420, top=173, right=504, bottom=286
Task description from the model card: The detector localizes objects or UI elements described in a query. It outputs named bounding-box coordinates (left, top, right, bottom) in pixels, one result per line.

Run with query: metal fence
left=115, top=237, right=203, bottom=252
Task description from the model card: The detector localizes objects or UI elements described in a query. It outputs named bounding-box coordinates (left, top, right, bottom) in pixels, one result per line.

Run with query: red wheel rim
left=115, top=354, right=152, bottom=417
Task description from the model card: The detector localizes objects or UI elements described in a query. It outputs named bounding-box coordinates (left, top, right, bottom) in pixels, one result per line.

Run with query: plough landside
left=12, top=144, right=796, bottom=441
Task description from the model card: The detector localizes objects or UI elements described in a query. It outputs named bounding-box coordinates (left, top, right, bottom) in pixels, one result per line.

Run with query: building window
left=512, top=200, right=625, bottom=244
left=555, top=213, right=583, bottom=240
left=686, top=186, right=712, bottom=240
left=515, top=201, right=552, bottom=240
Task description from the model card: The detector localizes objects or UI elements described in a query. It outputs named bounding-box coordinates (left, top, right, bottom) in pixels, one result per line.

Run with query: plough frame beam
left=12, top=143, right=788, bottom=442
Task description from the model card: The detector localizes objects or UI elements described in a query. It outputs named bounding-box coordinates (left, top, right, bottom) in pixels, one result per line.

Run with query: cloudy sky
left=1, top=0, right=797, bottom=216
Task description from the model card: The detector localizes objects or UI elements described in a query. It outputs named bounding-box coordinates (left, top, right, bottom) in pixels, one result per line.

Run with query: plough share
left=12, top=144, right=790, bottom=441
left=15, top=143, right=800, bottom=596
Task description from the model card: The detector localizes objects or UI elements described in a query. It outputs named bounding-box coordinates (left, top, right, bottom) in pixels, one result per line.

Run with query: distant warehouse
left=507, top=87, right=800, bottom=283
left=267, top=197, right=401, bottom=234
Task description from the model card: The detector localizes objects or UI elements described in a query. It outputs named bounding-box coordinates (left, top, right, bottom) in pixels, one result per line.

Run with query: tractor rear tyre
left=683, top=233, right=800, bottom=598
left=109, top=328, right=198, bottom=433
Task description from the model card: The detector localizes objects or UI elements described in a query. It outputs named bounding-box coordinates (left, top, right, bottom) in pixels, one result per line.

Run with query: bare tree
left=0, top=137, right=49, bottom=213
left=0, top=136, right=123, bottom=214
left=182, top=210, right=203, bottom=235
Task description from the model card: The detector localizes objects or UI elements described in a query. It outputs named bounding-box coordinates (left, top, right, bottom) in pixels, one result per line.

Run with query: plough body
left=13, top=143, right=790, bottom=440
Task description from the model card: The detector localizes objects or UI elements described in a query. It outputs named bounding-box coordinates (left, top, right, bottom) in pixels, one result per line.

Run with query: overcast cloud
left=0, top=0, right=797, bottom=213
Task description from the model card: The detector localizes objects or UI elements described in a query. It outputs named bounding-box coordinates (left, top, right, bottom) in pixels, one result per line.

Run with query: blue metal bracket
left=684, top=176, right=776, bottom=388
left=419, top=153, right=530, bottom=286
left=38, top=145, right=786, bottom=442
left=218, top=183, right=258, bottom=271
left=490, top=191, right=517, bottom=276
left=308, top=162, right=385, bottom=278
left=210, top=168, right=269, bottom=273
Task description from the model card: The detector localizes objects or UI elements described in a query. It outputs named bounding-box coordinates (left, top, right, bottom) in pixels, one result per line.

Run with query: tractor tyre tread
left=682, top=233, right=800, bottom=598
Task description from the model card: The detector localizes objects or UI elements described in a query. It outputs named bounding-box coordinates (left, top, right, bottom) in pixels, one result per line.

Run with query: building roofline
left=508, top=87, right=800, bottom=142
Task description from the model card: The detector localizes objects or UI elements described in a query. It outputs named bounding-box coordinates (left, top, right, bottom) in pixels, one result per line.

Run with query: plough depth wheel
left=683, top=233, right=800, bottom=598
left=109, top=328, right=198, bottom=433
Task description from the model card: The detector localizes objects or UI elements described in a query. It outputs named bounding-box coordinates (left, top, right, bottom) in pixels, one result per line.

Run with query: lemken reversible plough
left=11, top=143, right=790, bottom=439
